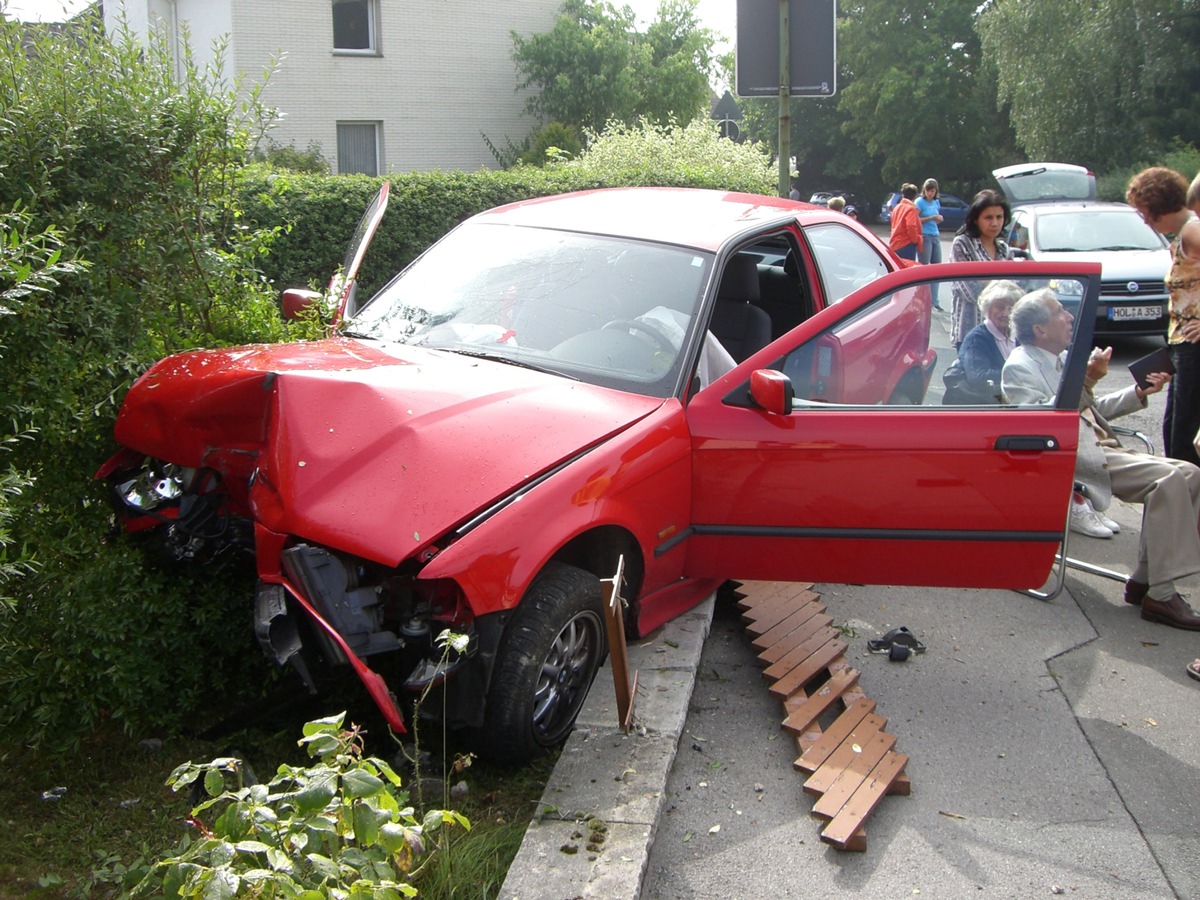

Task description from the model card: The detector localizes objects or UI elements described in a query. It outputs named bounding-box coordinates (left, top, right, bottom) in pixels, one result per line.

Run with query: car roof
left=472, top=187, right=832, bottom=252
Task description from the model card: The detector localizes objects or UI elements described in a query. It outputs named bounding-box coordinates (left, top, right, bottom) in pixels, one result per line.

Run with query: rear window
left=996, top=165, right=1096, bottom=205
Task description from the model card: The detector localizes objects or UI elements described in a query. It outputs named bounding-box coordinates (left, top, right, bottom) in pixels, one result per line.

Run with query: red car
left=98, top=187, right=1101, bottom=762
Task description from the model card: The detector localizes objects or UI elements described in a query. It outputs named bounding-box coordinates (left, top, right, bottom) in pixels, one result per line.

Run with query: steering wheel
left=601, top=319, right=676, bottom=353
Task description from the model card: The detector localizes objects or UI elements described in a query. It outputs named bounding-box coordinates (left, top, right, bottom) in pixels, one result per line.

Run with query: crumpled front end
left=98, top=337, right=660, bottom=734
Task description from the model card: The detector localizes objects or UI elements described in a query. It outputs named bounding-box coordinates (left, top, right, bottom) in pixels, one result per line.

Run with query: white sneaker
left=1070, top=498, right=1113, bottom=538
left=1095, top=511, right=1121, bottom=533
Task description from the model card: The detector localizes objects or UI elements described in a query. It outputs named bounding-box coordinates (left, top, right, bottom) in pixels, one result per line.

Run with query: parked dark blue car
left=878, top=191, right=968, bottom=231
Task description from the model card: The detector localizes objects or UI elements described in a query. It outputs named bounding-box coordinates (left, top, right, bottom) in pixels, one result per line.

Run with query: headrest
left=717, top=255, right=760, bottom=303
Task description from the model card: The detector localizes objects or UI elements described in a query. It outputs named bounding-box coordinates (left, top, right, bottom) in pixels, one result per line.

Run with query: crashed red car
left=98, top=187, right=1101, bottom=762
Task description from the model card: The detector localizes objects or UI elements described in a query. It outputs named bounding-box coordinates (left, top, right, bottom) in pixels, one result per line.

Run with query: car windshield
left=1034, top=209, right=1165, bottom=253
left=346, top=221, right=714, bottom=397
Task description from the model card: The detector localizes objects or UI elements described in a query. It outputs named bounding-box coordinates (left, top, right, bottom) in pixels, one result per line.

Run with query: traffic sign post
left=735, top=0, right=837, bottom=196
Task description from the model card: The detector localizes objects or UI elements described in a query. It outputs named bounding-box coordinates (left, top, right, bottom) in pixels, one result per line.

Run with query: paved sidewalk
left=499, top=596, right=714, bottom=899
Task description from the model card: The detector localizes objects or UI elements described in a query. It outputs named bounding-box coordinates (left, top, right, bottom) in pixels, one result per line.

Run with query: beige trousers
left=1105, top=447, right=1200, bottom=586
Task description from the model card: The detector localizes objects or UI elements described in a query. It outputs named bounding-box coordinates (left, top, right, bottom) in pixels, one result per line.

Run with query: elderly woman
left=950, top=189, right=1013, bottom=348
left=942, top=279, right=1021, bottom=404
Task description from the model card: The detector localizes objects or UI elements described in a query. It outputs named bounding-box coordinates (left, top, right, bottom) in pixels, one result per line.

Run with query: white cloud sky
left=4, top=0, right=92, bottom=22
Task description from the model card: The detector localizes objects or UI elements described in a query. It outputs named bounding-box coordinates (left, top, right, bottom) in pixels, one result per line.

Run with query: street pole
left=777, top=0, right=790, bottom=198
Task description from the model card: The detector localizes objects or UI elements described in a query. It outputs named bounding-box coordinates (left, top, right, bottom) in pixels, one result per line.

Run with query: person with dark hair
left=887, top=183, right=922, bottom=262
left=916, top=178, right=944, bottom=308
left=1127, top=166, right=1200, bottom=467
left=1002, top=288, right=1200, bottom=630
left=949, top=189, right=1012, bottom=348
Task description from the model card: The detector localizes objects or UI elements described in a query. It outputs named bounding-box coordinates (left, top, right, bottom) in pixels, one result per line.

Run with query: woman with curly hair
left=950, top=189, right=1012, bottom=349
left=1127, top=166, right=1200, bottom=466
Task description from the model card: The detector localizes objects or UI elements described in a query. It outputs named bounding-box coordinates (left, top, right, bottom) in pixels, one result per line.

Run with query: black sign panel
left=735, top=0, right=836, bottom=98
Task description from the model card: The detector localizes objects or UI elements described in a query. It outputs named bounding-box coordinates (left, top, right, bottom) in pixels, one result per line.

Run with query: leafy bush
left=0, top=15, right=294, bottom=746
left=241, top=119, right=775, bottom=299
left=1096, top=141, right=1200, bottom=202
left=133, top=712, right=468, bottom=899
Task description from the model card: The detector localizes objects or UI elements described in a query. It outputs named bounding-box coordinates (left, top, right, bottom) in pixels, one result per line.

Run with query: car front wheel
left=483, top=562, right=606, bottom=763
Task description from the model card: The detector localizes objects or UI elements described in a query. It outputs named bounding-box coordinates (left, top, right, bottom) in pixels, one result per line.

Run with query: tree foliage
left=978, top=0, right=1200, bottom=171
left=836, top=0, right=1012, bottom=188
left=511, top=0, right=715, bottom=133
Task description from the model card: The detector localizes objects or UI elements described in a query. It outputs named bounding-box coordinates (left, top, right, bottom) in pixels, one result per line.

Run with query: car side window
left=770, top=274, right=1089, bottom=409
left=802, top=223, right=891, bottom=305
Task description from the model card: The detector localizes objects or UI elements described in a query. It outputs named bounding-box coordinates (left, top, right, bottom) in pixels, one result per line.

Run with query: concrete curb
left=498, top=593, right=715, bottom=900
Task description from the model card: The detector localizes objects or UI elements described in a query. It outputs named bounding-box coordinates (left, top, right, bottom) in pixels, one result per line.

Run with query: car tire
left=483, top=562, right=606, bottom=763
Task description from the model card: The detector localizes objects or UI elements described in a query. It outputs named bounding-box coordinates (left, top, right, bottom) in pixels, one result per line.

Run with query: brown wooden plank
left=810, top=731, right=897, bottom=819
left=795, top=699, right=878, bottom=771
left=802, top=715, right=888, bottom=794
left=739, top=583, right=816, bottom=614
left=781, top=668, right=860, bottom=735
left=753, top=609, right=831, bottom=657
left=741, top=593, right=817, bottom=634
left=735, top=580, right=798, bottom=609
left=750, top=601, right=824, bottom=651
left=768, top=637, right=847, bottom=700
left=761, top=625, right=838, bottom=682
left=756, top=616, right=834, bottom=668
left=821, top=752, right=909, bottom=849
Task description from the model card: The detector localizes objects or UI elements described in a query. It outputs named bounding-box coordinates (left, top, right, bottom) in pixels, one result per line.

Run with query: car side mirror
left=1010, top=248, right=1031, bottom=260
left=281, top=288, right=324, bottom=321
left=749, top=369, right=793, bottom=415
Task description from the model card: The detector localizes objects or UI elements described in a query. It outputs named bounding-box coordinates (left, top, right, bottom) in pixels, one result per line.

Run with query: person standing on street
left=916, top=178, right=944, bottom=308
left=888, top=183, right=922, bottom=262
left=950, top=189, right=1012, bottom=349
left=1127, top=167, right=1200, bottom=467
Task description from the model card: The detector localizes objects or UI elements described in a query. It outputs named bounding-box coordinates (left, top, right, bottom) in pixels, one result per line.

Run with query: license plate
left=1108, top=305, right=1163, bottom=321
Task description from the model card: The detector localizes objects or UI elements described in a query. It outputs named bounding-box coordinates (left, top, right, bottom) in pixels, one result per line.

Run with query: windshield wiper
left=1094, top=245, right=1150, bottom=251
left=440, top=347, right=580, bottom=380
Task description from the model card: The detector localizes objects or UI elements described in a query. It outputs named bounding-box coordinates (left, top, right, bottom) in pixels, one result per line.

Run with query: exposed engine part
left=282, top=544, right=403, bottom=659
left=254, top=582, right=317, bottom=693
left=114, top=463, right=251, bottom=561
left=401, top=630, right=478, bottom=691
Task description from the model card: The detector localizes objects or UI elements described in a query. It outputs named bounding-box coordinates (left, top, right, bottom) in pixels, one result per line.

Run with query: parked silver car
left=996, top=163, right=1169, bottom=338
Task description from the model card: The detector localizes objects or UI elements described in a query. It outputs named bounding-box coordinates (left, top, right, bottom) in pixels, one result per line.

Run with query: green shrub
left=0, top=16, right=293, bottom=746
left=1096, top=141, right=1200, bottom=201
left=133, top=712, right=468, bottom=899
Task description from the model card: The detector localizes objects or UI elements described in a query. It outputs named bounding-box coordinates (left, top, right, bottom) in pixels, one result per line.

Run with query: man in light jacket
left=1002, top=287, right=1200, bottom=630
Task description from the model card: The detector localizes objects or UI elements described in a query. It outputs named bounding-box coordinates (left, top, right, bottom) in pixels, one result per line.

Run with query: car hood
left=115, top=337, right=663, bottom=564
left=1028, top=247, right=1169, bottom=281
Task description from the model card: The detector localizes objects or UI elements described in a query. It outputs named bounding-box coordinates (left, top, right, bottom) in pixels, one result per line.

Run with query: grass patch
left=0, top=701, right=554, bottom=899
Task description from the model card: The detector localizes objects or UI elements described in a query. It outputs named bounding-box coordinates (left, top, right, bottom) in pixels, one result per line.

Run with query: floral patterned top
left=1167, top=215, right=1200, bottom=345
left=949, top=233, right=1012, bottom=346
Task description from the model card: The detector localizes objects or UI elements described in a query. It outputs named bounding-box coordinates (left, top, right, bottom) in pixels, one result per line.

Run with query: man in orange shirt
left=888, top=183, right=923, bottom=261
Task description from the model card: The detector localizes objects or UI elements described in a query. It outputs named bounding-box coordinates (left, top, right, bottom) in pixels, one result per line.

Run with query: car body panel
left=117, top=338, right=663, bottom=568
left=684, top=259, right=1101, bottom=589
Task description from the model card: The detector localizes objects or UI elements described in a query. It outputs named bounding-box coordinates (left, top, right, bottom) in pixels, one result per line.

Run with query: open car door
left=684, top=261, right=1100, bottom=591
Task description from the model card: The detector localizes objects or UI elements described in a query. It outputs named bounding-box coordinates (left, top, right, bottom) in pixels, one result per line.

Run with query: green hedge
left=240, top=119, right=777, bottom=299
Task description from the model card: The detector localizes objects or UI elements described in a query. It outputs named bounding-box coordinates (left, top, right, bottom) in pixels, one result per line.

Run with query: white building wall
left=107, top=0, right=559, bottom=174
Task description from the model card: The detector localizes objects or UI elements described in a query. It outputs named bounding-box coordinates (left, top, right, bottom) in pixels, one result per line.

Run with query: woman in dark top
left=944, top=279, right=1022, bottom=404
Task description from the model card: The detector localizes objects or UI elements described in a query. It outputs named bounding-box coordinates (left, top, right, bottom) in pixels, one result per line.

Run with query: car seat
left=711, top=256, right=772, bottom=363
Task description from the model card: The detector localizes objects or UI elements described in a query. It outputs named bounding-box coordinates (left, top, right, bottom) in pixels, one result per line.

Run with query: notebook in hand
left=1127, top=346, right=1175, bottom=390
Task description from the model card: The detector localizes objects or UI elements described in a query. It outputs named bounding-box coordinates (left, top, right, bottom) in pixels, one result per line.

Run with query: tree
left=511, top=0, right=716, bottom=134
left=836, top=1, right=1012, bottom=189
left=978, top=0, right=1200, bottom=170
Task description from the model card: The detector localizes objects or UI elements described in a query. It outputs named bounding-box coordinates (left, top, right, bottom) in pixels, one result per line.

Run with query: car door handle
left=994, top=435, right=1060, bottom=452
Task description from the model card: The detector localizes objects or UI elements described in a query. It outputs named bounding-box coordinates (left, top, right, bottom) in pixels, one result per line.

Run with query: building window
left=333, top=0, right=376, bottom=52
left=337, top=122, right=380, bottom=176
